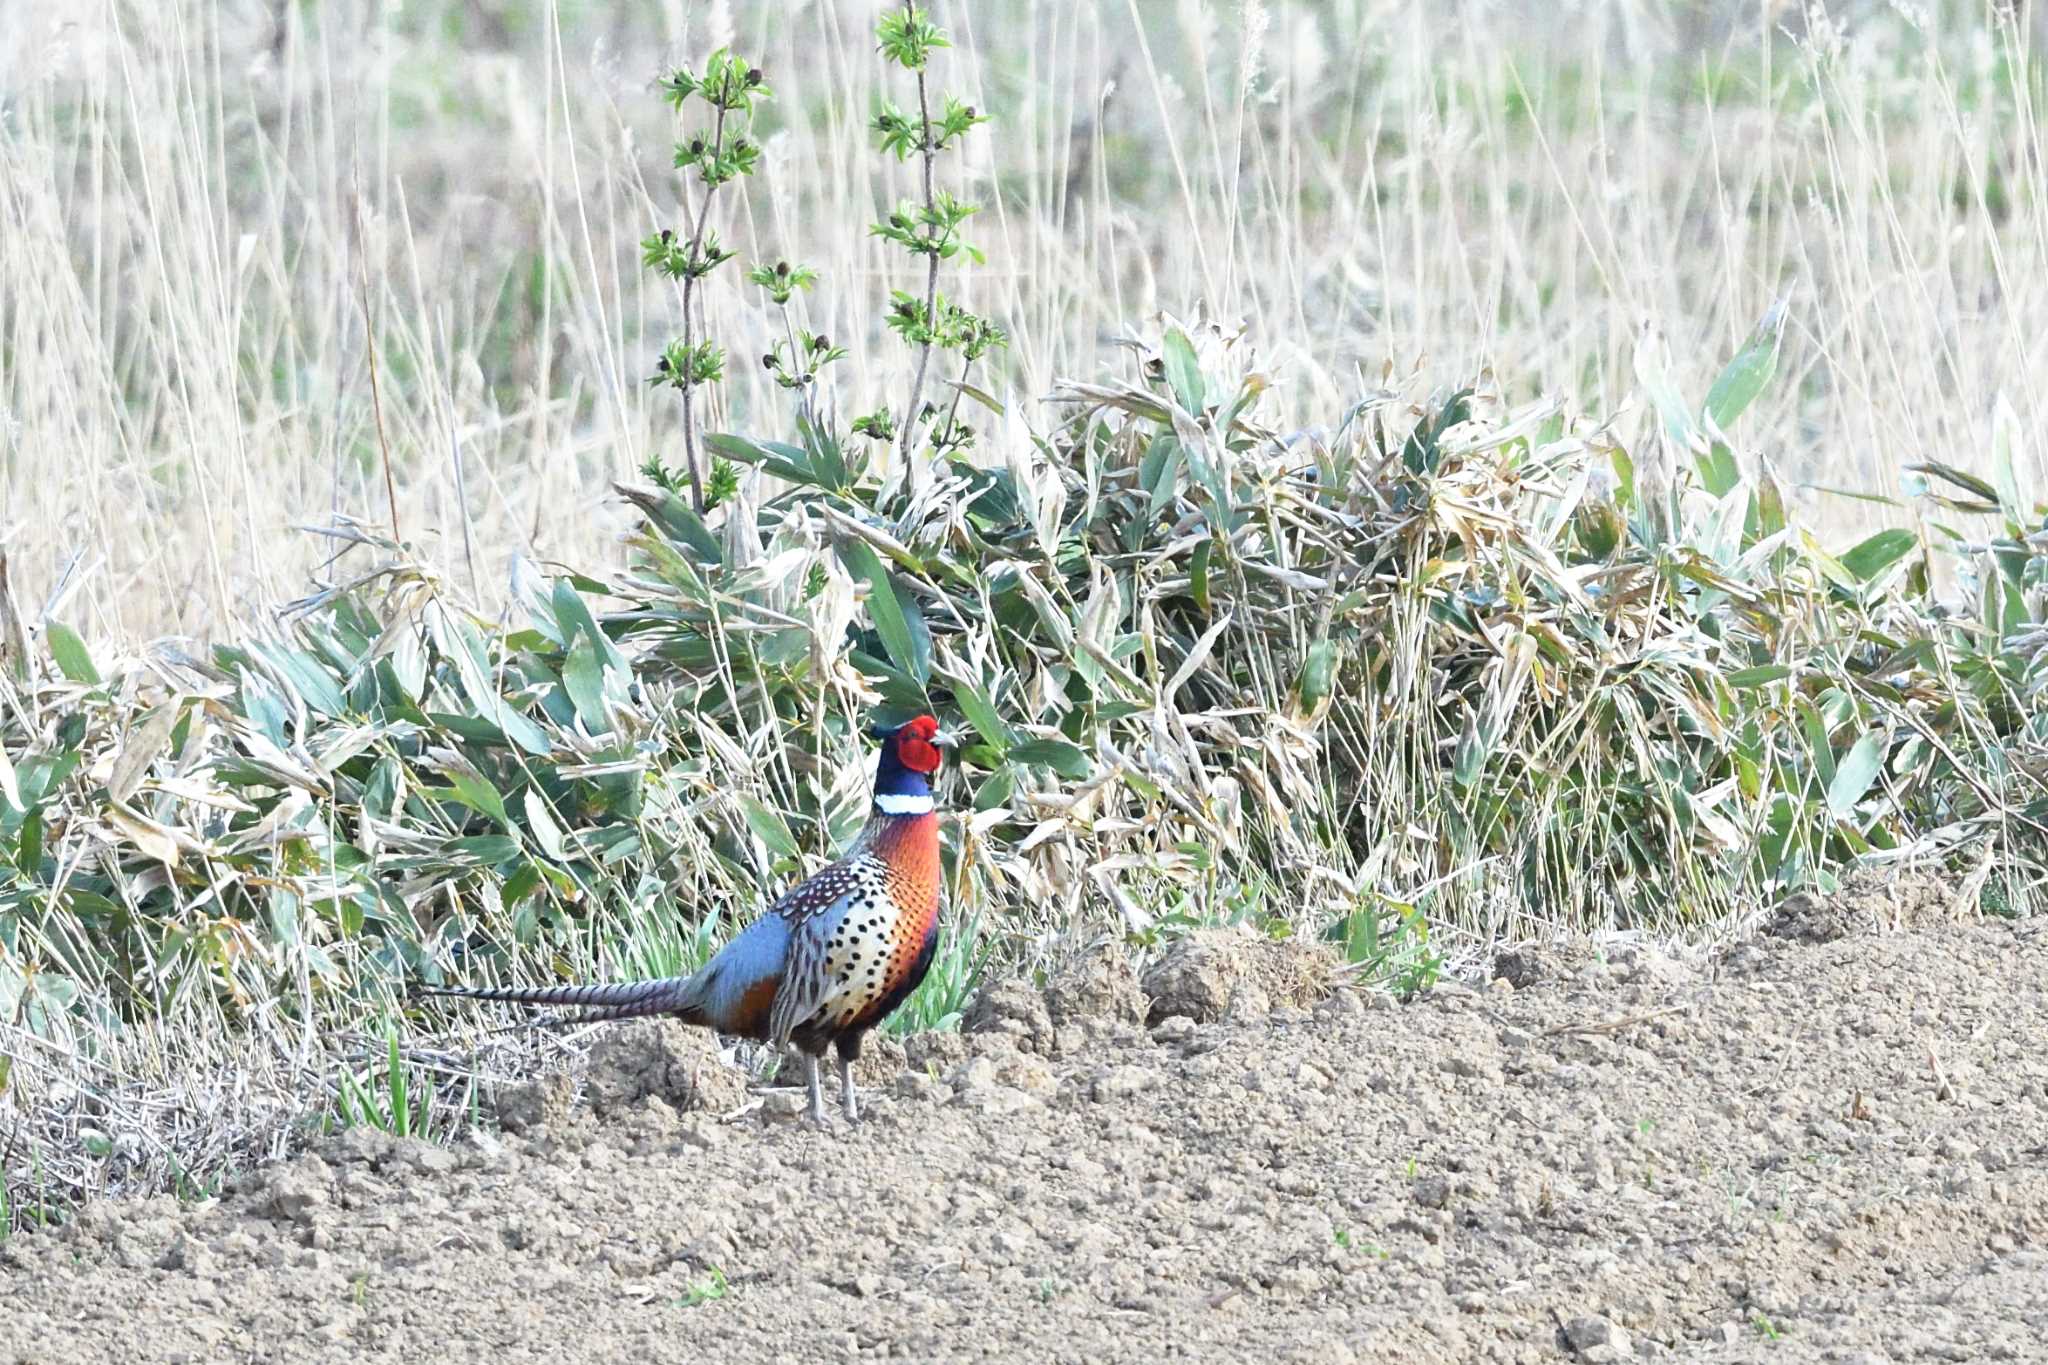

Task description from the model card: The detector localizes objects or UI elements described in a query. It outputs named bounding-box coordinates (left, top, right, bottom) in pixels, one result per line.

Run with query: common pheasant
left=425, top=715, right=955, bottom=1123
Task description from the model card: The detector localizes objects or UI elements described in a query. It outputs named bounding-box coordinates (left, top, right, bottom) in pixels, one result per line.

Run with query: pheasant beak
left=931, top=728, right=963, bottom=750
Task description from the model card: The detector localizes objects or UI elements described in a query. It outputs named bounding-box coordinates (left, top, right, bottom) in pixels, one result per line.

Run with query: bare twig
left=349, top=191, right=402, bottom=547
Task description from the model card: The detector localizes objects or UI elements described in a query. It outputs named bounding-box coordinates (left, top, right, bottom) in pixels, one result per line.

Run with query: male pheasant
left=425, top=715, right=954, bottom=1124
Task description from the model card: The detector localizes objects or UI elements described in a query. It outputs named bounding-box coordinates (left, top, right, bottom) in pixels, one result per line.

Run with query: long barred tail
left=421, top=977, right=702, bottom=1027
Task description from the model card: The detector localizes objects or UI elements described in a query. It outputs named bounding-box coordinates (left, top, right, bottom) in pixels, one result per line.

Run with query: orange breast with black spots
left=815, top=814, right=940, bottom=1031
left=872, top=812, right=941, bottom=940
left=876, top=813, right=941, bottom=1010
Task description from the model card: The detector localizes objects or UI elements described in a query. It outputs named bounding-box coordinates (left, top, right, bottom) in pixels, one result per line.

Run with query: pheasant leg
left=837, top=1055, right=860, bottom=1123
left=804, top=1053, right=826, bottom=1125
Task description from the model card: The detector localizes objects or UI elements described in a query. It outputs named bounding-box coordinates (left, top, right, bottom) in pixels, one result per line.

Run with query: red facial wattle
left=895, top=715, right=943, bottom=774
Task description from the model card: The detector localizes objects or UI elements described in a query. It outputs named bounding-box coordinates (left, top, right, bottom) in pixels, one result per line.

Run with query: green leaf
left=1990, top=392, right=2028, bottom=529
left=1295, top=639, right=1338, bottom=711
left=737, top=794, right=801, bottom=861
left=946, top=677, right=1015, bottom=753
left=269, top=890, right=302, bottom=948
left=562, top=633, right=610, bottom=735
left=253, top=643, right=349, bottom=718
left=1696, top=441, right=1741, bottom=499
left=522, top=789, right=569, bottom=862
left=435, top=612, right=551, bottom=755
left=623, top=482, right=726, bottom=562
left=1904, top=459, right=2001, bottom=511
left=1118, top=766, right=1162, bottom=801
left=705, top=431, right=816, bottom=488
left=841, top=540, right=930, bottom=684
left=1144, top=434, right=1184, bottom=524
left=1182, top=435, right=1235, bottom=529
left=1610, top=446, right=1638, bottom=508
left=1726, top=664, right=1793, bottom=688
left=1752, top=469, right=1788, bottom=541
left=45, top=622, right=100, bottom=685
left=1795, top=697, right=1835, bottom=791
left=551, top=580, right=629, bottom=674
left=1161, top=327, right=1206, bottom=415
left=1190, top=538, right=1213, bottom=615
left=1451, top=709, right=1486, bottom=789
left=1632, top=328, right=1699, bottom=451
left=1838, top=528, right=1917, bottom=583
left=973, top=765, right=1017, bottom=811
left=239, top=669, right=290, bottom=746
left=17, top=809, right=42, bottom=871
left=1826, top=731, right=1887, bottom=821
left=1008, top=739, right=1091, bottom=779
left=1703, top=299, right=1786, bottom=431
left=449, top=834, right=521, bottom=863
left=441, top=771, right=512, bottom=830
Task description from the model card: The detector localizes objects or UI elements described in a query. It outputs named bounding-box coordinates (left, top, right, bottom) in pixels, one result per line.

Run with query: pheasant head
left=869, top=713, right=955, bottom=816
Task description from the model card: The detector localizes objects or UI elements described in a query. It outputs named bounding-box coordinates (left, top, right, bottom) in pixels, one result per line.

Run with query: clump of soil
left=1140, top=923, right=1336, bottom=1023
left=961, top=942, right=1147, bottom=1057
left=492, top=1069, right=576, bottom=1134
left=1042, top=941, right=1146, bottom=1029
left=1490, top=944, right=1552, bottom=988
left=850, top=1033, right=907, bottom=1088
left=496, top=1019, right=746, bottom=1134
left=961, top=976, right=1056, bottom=1053
left=1765, top=867, right=1965, bottom=943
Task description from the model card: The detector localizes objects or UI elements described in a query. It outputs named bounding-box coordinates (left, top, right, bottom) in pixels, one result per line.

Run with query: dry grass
left=4, top=2, right=2045, bottom=640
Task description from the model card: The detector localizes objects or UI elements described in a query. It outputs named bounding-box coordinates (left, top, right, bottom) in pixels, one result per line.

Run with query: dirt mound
left=963, top=942, right=1150, bottom=1057
left=1042, top=941, right=1148, bottom=1029
left=493, top=1019, right=746, bottom=1134
left=6, top=912, right=2048, bottom=1364
left=962, top=976, right=1057, bottom=1052
left=1764, top=867, right=1967, bottom=944
left=1140, top=922, right=1337, bottom=1023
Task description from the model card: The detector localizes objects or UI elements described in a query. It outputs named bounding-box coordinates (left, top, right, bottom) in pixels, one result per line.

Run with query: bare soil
left=4, top=909, right=2046, bottom=1364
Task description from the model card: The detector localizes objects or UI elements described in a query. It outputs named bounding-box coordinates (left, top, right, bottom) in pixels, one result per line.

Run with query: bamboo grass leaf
left=1826, top=731, right=1887, bottom=821
left=45, top=623, right=99, bottom=685
left=1161, top=327, right=1206, bottom=415
left=1704, top=299, right=1786, bottom=431
left=1839, top=529, right=1917, bottom=583
left=841, top=539, right=930, bottom=683
left=737, top=793, right=802, bottom=862
left=1009, top=739, right=1091, bottom=779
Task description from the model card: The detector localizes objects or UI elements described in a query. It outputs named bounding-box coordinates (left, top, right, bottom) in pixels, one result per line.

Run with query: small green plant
left=868, top=1, right=1004, bottom=473
left=744, top=260, right=844, bottom=434
left=1327, top=894, right=1441, bottom=998
left=334, top=1019, right=461, bottom=1141
left=166, top=1158, right=221, bottom=1205
left=645, top=49, right=772, bottom=510
left=0, top=1145, right=65, bottom=1240
left=678, top=1267, right=730, bottom=1308
left=1753, top=1312, right=1782, bottom=1342
left=886, top=912, right=989, bottom=1035
left=1332, top=1227, right=1388, bottom=1258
